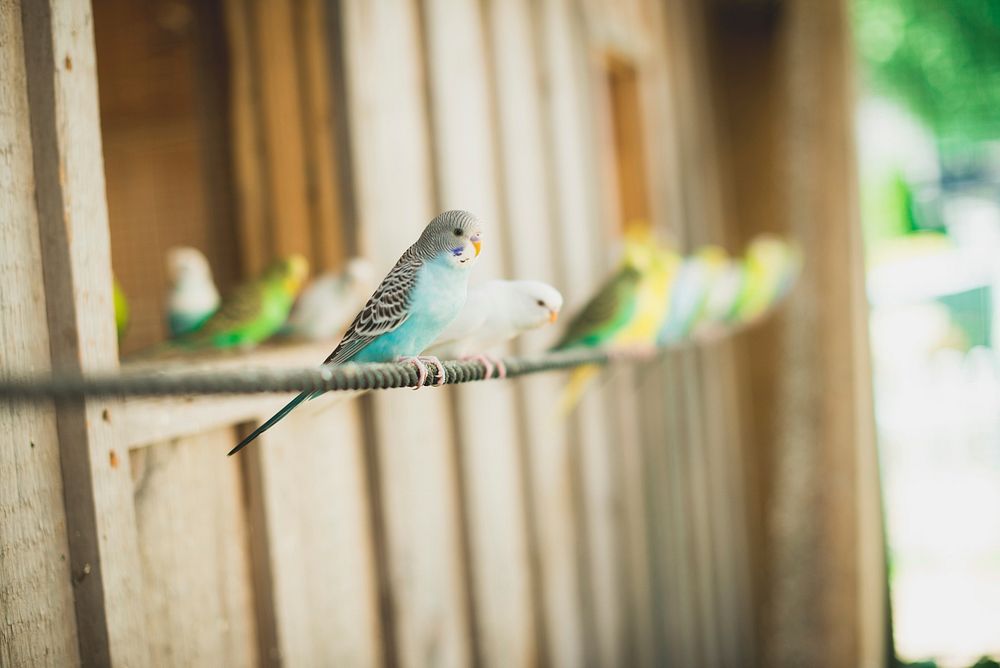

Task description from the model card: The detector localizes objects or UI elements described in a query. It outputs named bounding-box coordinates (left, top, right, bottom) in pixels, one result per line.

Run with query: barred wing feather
left=323, top=253, right=422, bottom=364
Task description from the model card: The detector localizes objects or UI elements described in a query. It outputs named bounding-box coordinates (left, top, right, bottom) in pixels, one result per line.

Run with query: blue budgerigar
left=229, top=210, right=483, bottom=455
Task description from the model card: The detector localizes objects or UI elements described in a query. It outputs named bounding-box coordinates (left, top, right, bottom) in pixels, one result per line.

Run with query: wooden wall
left=0, top=1, right=881, bottom=667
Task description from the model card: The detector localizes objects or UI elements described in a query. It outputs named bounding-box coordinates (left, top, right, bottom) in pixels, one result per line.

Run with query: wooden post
left=703, top=0, right=885, bottom=665
left=17, top=0, right=149, bottom=664
left=0, top=2, right=78, bottom=663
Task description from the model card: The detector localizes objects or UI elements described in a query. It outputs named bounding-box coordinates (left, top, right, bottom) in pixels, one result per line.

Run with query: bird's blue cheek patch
left=450, top=246, right=464, bottom=257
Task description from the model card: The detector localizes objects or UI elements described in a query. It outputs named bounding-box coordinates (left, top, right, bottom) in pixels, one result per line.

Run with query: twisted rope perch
left=0, top=348, right=633, bottom=400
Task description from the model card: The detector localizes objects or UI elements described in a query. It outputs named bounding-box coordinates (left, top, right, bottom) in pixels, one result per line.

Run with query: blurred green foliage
left=854, top=0, right=1000, bottom=141
left=862, top=168, right=921, bottom=248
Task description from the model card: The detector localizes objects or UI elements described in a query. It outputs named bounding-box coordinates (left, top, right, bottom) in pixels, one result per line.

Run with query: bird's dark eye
left=536, top=299, right=545, bottom=307
left=453, top=228, right=463, bottom=236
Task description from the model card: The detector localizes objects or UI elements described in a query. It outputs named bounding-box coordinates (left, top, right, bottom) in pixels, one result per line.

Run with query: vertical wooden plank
left=250, top=0, right=312, bottom=261
left=592, top=36, right=664, bottom=668
left=570, top=391, right=624, bottom=668
left=341, top=2, right=472, bottom=666
left=605, top=368, right=655, bottom=668
left=248, top=400, right=383, bottom=666
left=529, top=0, right=615, bottom=665
left=224, top=0, right=331, bottom=275
left=19, top=1, right=149, bottom=663
left=420, top=1, right=537, bottom=666
left=684, top=7, right=754, bottom=645
left=296, top=0, right=349, bottom=272
left=131, top=429, right=259, bottom=667
left=483, top=1, right=581, bottom=665
left=536, top=1, right=630, bottom=664
left=638, top=355, right=699, bottom=668
left=222, top=0, right=269, bottom=275
left=659, top=3, right=753, bottom=665
left=629, top=2, right=702, bottom=665
left=0, top=2, right=79, bottom=663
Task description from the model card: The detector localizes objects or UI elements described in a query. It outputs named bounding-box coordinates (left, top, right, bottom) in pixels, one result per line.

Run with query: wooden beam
left=18, top=1, right=148, bottom=664
left=0, top=1, right=78, bottom=663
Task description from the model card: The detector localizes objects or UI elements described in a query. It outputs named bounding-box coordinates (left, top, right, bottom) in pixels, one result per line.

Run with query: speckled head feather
left=411, top=209, right=483, bottom=263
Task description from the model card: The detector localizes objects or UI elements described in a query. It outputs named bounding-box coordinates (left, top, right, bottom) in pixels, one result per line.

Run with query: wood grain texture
left=638, top=355, right=698, bottom=668
left=19, top=1, right=149, bottom=663
left=535, top=1, right=627, bottom=665
left=131, top=428, right=258, bottom=667
left=252, top=0, right=312, bottom=262
left=641, top=4, right=713, bottom=666
left=483, top=1, right=587, bottom=665
left=527, top=1, right=606, bottom=665
left=591, top=31, right=661, bottom=668
left=246, top=401, right=383, bottom=667
left=222, top=0, right=269, bottom=275
left=297, top=0, right=349, bottom=272
left=224, top=0, right=343, bottom=274
left=0, top=2, right=79, bottom=663
left=606, top=368, right=655, bottom=668
left=703, top=1, right=884, bottom=666
left=117, top=340, right=341, bottom=448
left=341, top=2, right=472, bottom=666
left=420, top=0, right=538, bottom=665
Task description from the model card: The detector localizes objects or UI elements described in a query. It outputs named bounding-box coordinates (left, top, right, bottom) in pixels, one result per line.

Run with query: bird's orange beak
left=472, top=239, right=482, bottom=257
left=549, top=309, right=559, bottom=324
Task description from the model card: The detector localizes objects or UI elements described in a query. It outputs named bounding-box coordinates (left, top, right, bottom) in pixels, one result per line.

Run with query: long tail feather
left=229, top=391, right=310, bottom=456
left=559, top=364, right=601, bottom=417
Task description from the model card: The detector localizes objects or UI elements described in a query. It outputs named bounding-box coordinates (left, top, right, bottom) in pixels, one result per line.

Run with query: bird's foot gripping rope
left=396, top=355, right=447, bottom=389
left=460, top=353, right=507, bottom=380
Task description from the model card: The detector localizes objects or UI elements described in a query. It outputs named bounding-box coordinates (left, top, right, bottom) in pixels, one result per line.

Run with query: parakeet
left=113, top=277, right=130, bottom=343
left=552, top=252, right=643, bottom=351
left=554, top=228, right=676, bottom=412
left=229, top=210, right=484, bottom=456
left=177, top=254, right=309, bottom=350
left=166, top=246, right=221, bottom=337
left=690, top=245, right=745, bottom=339
left=731, top=234, right=801, bottom=323
left=657, top=258, right=712, bottom=344
left=285, top=257, right=376, bottom=340
left=425, top=279, right=563, bottom=378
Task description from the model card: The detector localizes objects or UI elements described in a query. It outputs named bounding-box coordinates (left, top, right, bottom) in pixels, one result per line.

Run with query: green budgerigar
left=113, top=277, right=130, bottom=343
left=730, top=234, right=801, bottom=323
left=552, top=246, right=645, bottom=352
left=552, top=228, right=666, bottom=412
left=177, top=255, right=310, bottom=350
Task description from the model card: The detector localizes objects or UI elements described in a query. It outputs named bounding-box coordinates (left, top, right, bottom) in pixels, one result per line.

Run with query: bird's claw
left=461, top=354, right=506, bottom=380
left=397, top=355, right=447, bottom=389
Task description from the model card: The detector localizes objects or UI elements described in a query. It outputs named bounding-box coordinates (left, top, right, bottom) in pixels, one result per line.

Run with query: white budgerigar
left=166, top=246, right=221, bottom=337
left=286, top=257, right=376, bottom=341
left=426, top=279, right=563, bottom=378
